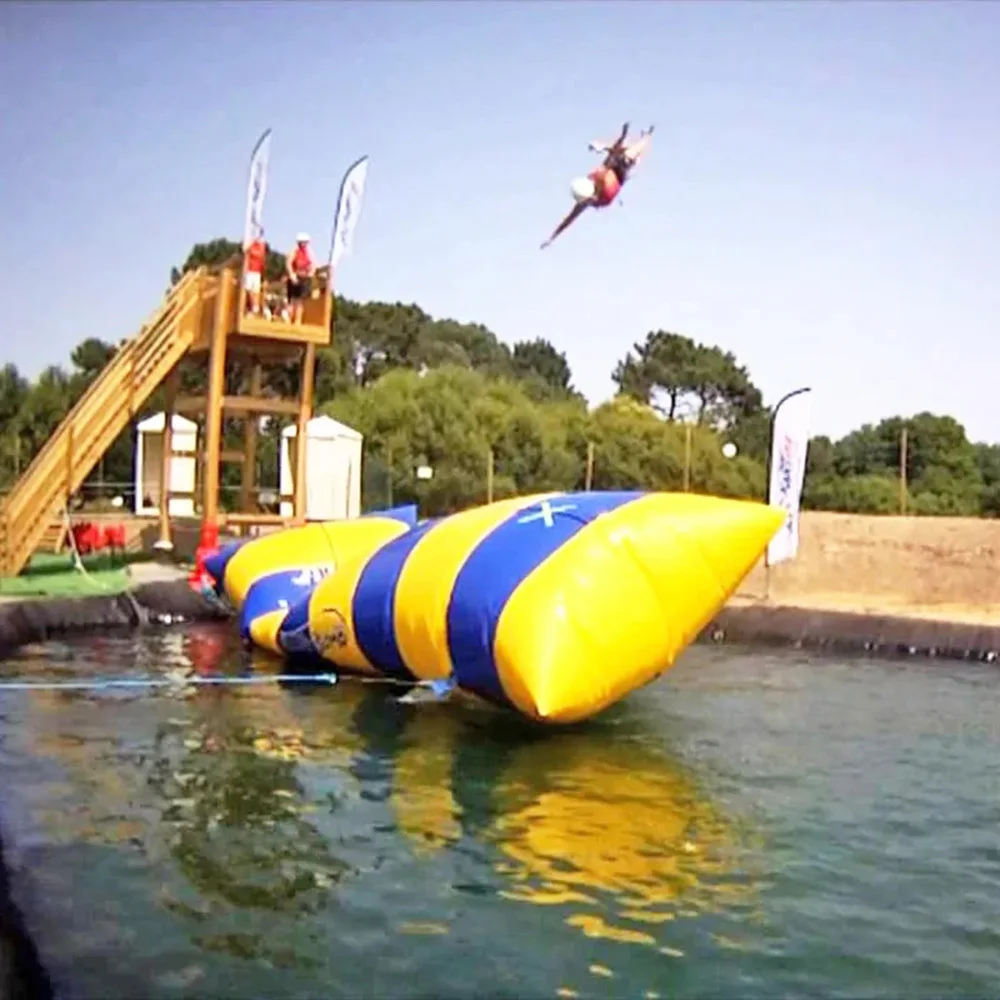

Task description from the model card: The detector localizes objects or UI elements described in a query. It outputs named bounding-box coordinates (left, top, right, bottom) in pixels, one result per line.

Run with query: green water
left=2, top=626, right=1000, bottom=999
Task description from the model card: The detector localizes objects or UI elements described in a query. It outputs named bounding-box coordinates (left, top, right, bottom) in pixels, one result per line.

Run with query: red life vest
left=588, top=167, right=622, bottom=207
left=291, top=244, right=313, bottom=276
left=245, top=239, right=266, bottom=273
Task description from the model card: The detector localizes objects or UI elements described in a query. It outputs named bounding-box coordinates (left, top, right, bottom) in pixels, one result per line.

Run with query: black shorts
left=608, top=155, right=629, bottom=186
left=287, top=275, right=312, bottom=300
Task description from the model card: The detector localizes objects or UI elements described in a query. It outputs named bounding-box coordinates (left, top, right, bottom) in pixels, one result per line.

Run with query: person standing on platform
left=285, top=232, right=316, bottom=325
left=243, top=232, right=267, bottom=315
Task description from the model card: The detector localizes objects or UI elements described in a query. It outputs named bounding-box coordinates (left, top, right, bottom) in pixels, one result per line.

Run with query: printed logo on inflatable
left=313, top=606, right=350, bottom=652
left=291, top=564, right=333, bottom=588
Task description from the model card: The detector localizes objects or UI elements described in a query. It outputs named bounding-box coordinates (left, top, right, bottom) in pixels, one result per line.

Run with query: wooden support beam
left=174, top=394, right=299, bottom=417
left=221, top=512, right=291, bottom=526
left=157, top=367, right=179, bottom=549
left=293, top=344, right=316, bottom=523
left=201, top=269, right=233, bottom=528
left=241, top=361, right=263, bottom=512
left=220, top=450, right=246, bottom=464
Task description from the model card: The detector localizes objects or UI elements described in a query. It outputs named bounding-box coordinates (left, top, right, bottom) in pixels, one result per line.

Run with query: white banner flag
left=766, top=389, right=812, bottom=566
left=328, top=155, right=369, bottom=276
left=243, top=128, right=272, bottom=247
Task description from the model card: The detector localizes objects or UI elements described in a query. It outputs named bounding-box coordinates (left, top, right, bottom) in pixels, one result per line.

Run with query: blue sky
left=1, top=1, right=998, bottom=442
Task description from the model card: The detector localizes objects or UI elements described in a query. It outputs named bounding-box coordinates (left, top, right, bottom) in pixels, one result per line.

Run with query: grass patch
left=0, top=551, right=136, bottom=598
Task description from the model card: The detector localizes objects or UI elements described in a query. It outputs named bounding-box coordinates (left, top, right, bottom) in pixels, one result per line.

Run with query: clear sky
left=1, top=1, right=998, bottom=442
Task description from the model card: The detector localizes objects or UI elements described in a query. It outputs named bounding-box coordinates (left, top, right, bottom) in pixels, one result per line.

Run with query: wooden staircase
left=0, top=268, right=206, bottom=578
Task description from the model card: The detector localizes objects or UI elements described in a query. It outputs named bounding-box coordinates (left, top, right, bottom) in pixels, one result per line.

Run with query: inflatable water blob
left=244, top=520, right=418, bottom=655
left=206, top=511, right=417, bottom=655
left=203, top=539, right=245, bottom=596
left=298, top=490, right=783, bottom=724
left=275, top=513, right=446, bottom=662
left=205, top=504, right=417, bottom=608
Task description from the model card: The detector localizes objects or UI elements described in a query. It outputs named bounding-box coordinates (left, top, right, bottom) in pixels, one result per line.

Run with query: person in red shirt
left=286, top=232, right=316, bottom=324
left=541, top=123, right=654, bottom=250
left=243, top=233, right=267, bottom=315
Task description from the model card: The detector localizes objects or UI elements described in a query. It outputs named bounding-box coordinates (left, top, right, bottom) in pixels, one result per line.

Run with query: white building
left=134, top=412, right=198, bottom=517
left=280, top=415, right=363, bottom=521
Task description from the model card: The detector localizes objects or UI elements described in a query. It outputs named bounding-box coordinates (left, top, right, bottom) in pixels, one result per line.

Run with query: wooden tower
left=155, top=258, right=333, bottom=553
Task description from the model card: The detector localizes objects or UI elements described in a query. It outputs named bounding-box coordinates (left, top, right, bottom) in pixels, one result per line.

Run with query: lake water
left=2, top=625, right=1000, bottom=999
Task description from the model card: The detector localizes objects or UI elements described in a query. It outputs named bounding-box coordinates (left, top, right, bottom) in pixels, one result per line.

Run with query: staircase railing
left=0, top=267, right=207, bottom=577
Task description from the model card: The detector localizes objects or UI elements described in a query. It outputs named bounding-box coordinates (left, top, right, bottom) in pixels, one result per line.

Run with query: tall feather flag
left=766, top=389, right=812, bottom=566
left=243, top=128, right=272, bottom=247
left=328, top=155, right=369, bottom=284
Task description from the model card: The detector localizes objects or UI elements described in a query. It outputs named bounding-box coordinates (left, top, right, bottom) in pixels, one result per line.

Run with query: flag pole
left=242, top=127, right=272, bottom=248
left=327, top=154, right=370, bottom=295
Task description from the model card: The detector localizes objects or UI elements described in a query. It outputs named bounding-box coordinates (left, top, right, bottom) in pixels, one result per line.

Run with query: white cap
left=296, top=232, right=310, bottom=243
left=570, top=177, right=596, bottom=203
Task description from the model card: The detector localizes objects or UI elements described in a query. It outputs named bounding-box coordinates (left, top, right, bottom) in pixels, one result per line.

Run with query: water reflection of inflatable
left=205, top=492, right=782, bottom=723
left=352, top=689, right=761, bottom=954
left=485, top=736, right=759, bottom=949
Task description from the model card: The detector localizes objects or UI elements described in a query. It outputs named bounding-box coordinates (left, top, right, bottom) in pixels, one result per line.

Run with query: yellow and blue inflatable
left=202, top=506, right=418, bottom=654
left=277, top=491, right=781, bottom=724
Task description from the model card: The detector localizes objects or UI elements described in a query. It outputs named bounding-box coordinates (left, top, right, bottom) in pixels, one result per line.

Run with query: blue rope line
left=0, top=673, right=339, bottom=693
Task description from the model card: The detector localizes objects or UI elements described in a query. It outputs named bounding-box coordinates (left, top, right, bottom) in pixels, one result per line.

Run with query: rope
left=0, top=672, right=339, bottom=693
left=61, top=504, right=148, bottom=624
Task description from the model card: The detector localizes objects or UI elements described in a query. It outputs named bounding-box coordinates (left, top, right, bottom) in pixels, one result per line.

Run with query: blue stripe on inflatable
left=351, top=520, right=439, bottom=680
left=446, top=491, right=643, bottom=704
left=204, top=539, right=246, bottom=592
left=239, top=566, right=332, bottom=639
left=362, top=504, right=419, bottom=527
left=276, top=591, right=318, bottom=659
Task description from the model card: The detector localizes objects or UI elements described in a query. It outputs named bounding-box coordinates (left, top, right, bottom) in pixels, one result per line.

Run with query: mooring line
left=0, top=673, right=339, bottom=693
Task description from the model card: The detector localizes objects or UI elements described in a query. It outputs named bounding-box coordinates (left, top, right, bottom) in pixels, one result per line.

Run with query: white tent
left=280, top=415, right=363, bottom=521
left=134, top=412, right=197, bottom=517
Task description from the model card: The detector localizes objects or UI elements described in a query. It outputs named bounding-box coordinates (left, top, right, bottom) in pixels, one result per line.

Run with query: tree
left=510, top=338, right=576, bottom=397
left=323, top=366, right=581, bottom=516
left=805, top=473, right=906, bottom=515
left=69, top=338, right=117, bottom=378
left=831, top=412, right=982, bottom=516
left=612, top=331, right=763, bottom=430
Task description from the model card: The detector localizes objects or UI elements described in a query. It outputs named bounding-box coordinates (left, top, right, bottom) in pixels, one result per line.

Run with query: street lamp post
left=764, top=386, right=812, bottom=597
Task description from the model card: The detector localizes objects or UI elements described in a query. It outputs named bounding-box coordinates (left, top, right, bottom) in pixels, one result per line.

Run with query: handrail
left=0, top=309, right=180, bottom=525
left=2, top=267, right=203, bottom=519
left=0, top=267, right=206, bottom=576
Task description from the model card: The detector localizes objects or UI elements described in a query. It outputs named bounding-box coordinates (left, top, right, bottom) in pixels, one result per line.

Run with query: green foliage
left=612, top=330, right=762, bottom=428
left=1, top=236, right=997, bottom=521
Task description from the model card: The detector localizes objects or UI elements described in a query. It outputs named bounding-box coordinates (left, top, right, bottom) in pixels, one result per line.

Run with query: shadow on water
left=4, top=625, right=763, bottom=997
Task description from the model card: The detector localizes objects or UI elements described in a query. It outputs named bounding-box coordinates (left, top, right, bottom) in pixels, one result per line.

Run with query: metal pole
left=683, top=423, right=693, bottom=491
left=763, top=386, right=812, bottom=596
left=899, top=425, right=908, bottom=515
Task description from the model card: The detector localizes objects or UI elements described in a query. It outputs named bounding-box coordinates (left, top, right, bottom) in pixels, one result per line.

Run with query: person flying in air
left=540, top=122, right=655, bottom=250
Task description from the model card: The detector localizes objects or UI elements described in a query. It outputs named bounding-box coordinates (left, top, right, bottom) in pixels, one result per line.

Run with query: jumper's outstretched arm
left=589, top=121, right=630, bottom=155
left=540, top=201, right=590, bottom=249
left=621, top=126, right=655, bottom=168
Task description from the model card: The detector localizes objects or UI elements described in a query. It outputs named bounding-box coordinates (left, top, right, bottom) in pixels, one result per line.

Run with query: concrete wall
left=736, top=511, right=1000, bottom=621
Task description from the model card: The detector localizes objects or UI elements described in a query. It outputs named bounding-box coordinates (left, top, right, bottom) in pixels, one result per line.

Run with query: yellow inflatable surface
left=208, top=518, right=415, bottom=653
left=298, top=490, right=782, bottom=723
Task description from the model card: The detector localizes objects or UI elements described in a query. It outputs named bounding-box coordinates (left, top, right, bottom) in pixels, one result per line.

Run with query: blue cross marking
left=516, top=500, right=577, bottom=528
